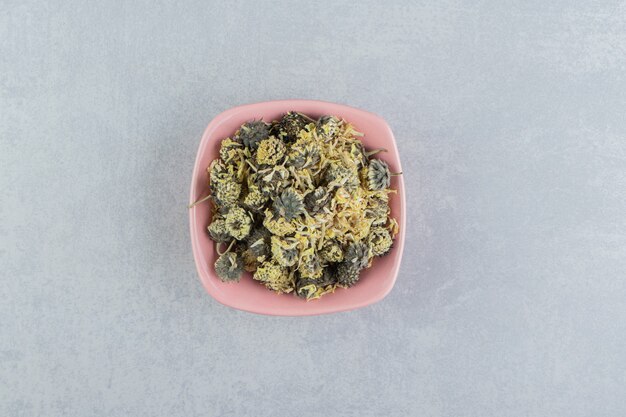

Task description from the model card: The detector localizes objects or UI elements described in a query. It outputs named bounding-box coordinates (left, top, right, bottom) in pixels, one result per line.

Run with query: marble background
left=2, top=1, right=625, bottom=416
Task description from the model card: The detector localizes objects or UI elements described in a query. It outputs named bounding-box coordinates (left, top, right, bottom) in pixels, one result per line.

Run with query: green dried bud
left=236, top=120, right=270, bottom=150
left=256, top=136, right=285, bottom=166
left=276, top=112, right=309, bottom=142
left=219, top=137, right=242, bottom=162
left=273, top=189, right=304, bottom=221
left=209, top=160, right=232, bottom=184
left=299, top=254, right=323, bottom=279
left=243, top=183, right=268, bottom=212
left=304, top=186, right=331, bottom=215
left=325, top=162, right=359, bottom=192
left=270, top=236, right=298, bottom=267
left=367, top=159, right=391, bottom=190
left=215, top=252, right=244, bottom=282
left=336, top=262, right=361, bottom=288
left=320, top=239, right=344, bottom=263
left=224, top=206, right=252, bottom=240
left=207, top=217, right=230, bottom=243
left=214, top=180, right=241, bottom=206
left=316, top=115, right=340, bottom=140
left=253, top=260, right=292, bottom=292
left=295, top=277, right=318, bottom=300
left=344, top=241, right=369, bottom=270
left=368, top=226, right=393, bottom=256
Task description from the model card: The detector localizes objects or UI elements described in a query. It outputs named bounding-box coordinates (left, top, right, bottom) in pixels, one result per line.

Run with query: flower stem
left=188, top=193, right=212, bottom=209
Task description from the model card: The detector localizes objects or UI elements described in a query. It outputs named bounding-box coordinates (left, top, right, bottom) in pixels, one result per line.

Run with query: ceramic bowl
left=189, top=100, right=405, bottom=315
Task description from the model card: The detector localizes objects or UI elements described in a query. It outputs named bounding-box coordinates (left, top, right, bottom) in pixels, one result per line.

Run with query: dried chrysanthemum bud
left=273, top=189, right=304, bottom=221
left=219, top=137, right=242, bottom=162
left=303, top=187, right=331, bottom=215
left=367, top=159, right=391, bottom=190
left=368, top=226, right=393, bottom=257
left=262, top=209, right=296, bottom=236
left=236, top=120, right=270, bottom=150
left=286, top=136, right=321, bottom=169
left=253, top=260, right=292, bottom=293
left=317, top=266, right=338, bottom=287
left=349, top=142, right=368, bottom=168
left=316, top=115, right=340, bottom=140
left=256, top=136, right=286, bottom=166
left=295, top=277, right=318, bottom=300
left=344, top=241, right=369, bottom=270
left=276, top=112, right=309, bottom=142
left=270, top=236, right=298, bottom=267
left=240, top=227, right=271, bottom=271
left=246, top=227, right=270, bottom=257
left=336, top=262, right=362, bottom=288
left=224, top=206, right=252, bottom=240
left=320, top=239, right=344, bottom=263
left=253, top=165, right=290, bottom=197
left=214, top=179, right=241, bottom=206
left=207, top=217, right=230, bottom=243
left=243, top=183, right=268, bottom=212
left=214, top=252, right=244, bottom=282
left=299, top=254, right=323, bottom=279
left=209, top=160, right=232, bottom=184
left=325, top=162, right=359, bottom=192
left=366, top=192, right=390, bottom=226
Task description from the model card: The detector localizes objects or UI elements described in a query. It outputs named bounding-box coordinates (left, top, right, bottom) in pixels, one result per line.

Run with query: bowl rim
left=189, top=99, right=406, bottom=316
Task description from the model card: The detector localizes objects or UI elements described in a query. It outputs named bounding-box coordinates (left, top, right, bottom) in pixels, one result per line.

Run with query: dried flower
left=271, top=236, right=299, bottom=267
left=262, top=209, right=296, bottom=236
left=316, top=115, right=340, bottom=140
left=224, top=206, right=252, bottom=240
left=254, top=165, right=290, bottom=197
left=303, top=187, right=331, bottom=215
left=236, top=120, right=270, bottom=150
left=213, top=180, right=241, bottom=206
left=367, top=159, right=391, bottom=190
left=325, top=162, right=359, bottom=192
left=299, top=254, right=323, bottom=279
left=219, top=137, right=242, bottom=162
left=273, top=189, right=304, bottom=221
left=295, top=277, right=318, bottom=300
left=215, top=252, right=244, bottom=282
left=253, top=260, right=292, bottom=292
left=336, top=262, right=361, bottom=288
left=243, top=183, right=268, bottom=212
left=256, top=136, right=285, bottom=166
left=286, top=135, right=320, bottom=168
left=368, top=226, right=393, bottom=256
left=344, top=241, right=369, bottom=270
left=276, top=112, right=309, bottom=142
left=207, top=217, right=230, bottom=242
left=320, top=239, right=344, bottom=263
left=366, top=192, right=390, bottom=226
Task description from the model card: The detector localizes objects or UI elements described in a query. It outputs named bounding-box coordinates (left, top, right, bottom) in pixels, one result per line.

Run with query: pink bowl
left=189, top=100, right=406, bottom=316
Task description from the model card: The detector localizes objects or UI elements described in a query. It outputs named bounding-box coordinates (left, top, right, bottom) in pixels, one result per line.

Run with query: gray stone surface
left=2, top=0, right=626, bottom=415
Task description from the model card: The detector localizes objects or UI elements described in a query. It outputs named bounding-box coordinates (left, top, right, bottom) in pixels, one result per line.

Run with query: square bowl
left=189, top=100, right=406, bottom=316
